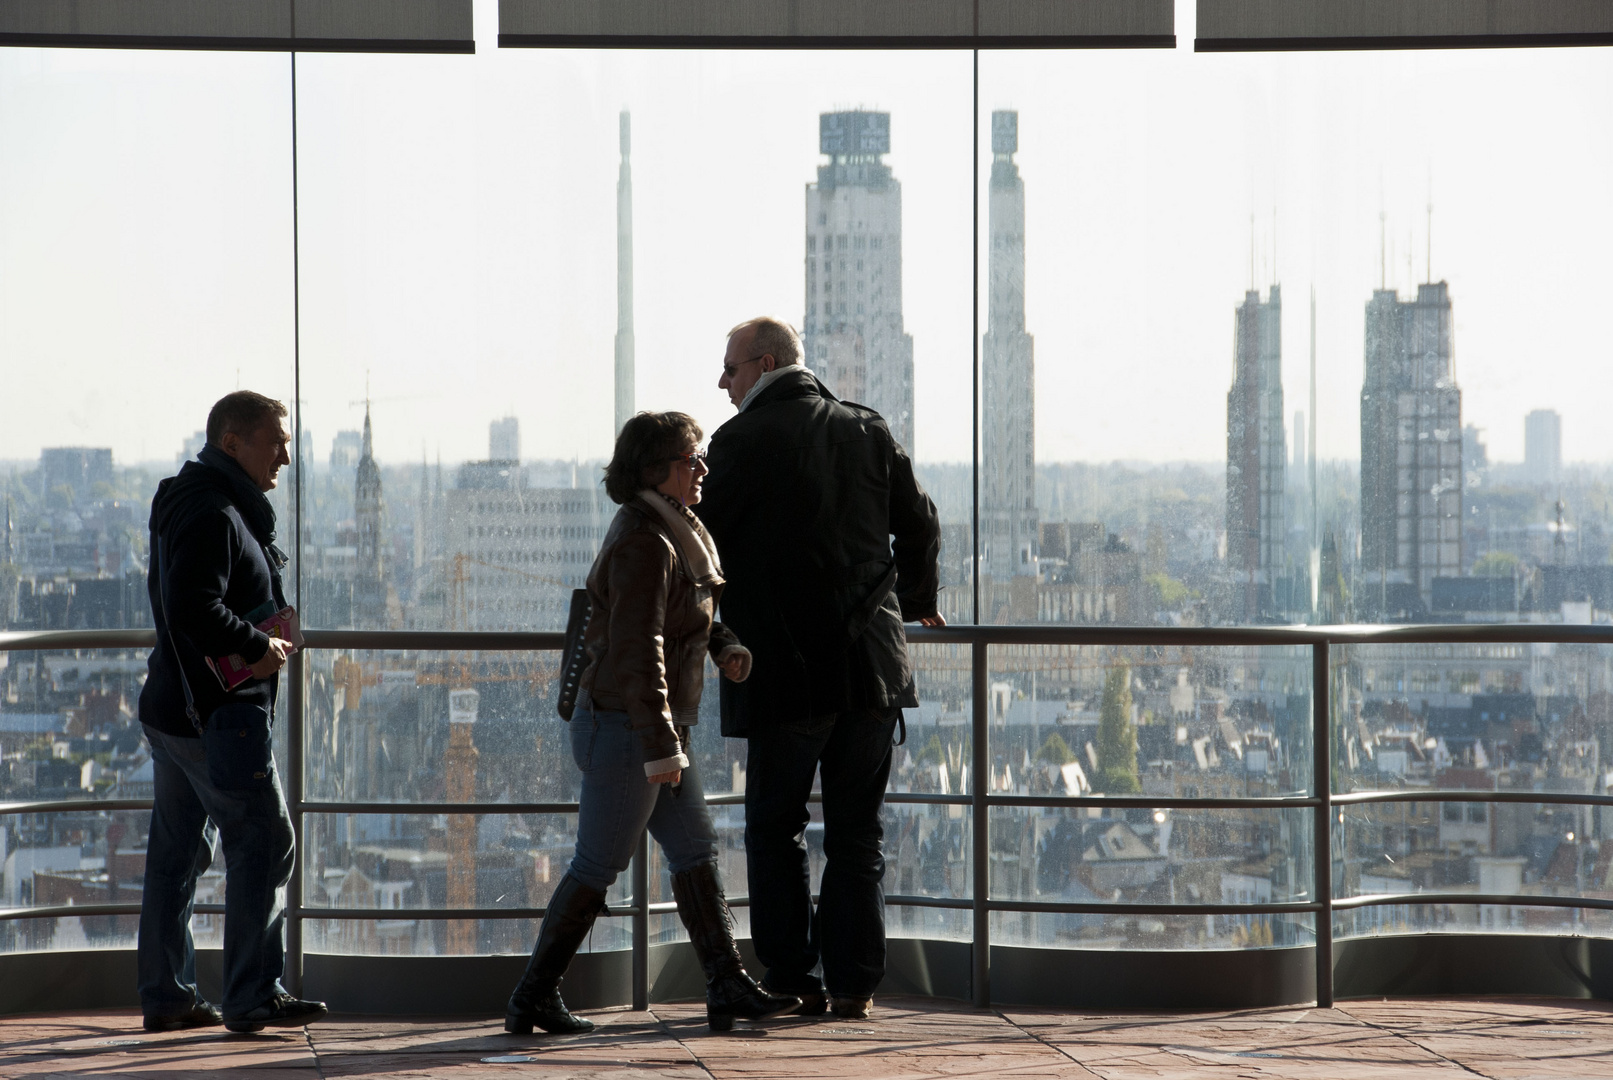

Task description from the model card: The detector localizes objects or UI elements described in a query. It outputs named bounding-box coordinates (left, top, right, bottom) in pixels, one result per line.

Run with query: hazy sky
left=3, top=4, right=1610, bottom=470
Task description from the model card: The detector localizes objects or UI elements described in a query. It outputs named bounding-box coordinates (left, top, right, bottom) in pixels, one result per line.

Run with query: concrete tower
left=614, top=111, right=635, bottom=435
left=1359, top=281, right=1463, bottom=616
left=353, top=405, right=388, bottom=628
left=981, top=110, right=1037, bottom=586
left=804, top=110, right=915, bottom=451
left=1226, top=285, right=1285, bottom=621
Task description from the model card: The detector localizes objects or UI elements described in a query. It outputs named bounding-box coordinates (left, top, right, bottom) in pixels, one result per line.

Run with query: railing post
left=971, top=639, right=990, bottom=1008
left=1312, top=642, right=1333, bottom=1008
left=631, top=830, right=648, bottom=1010
left=285, top=646, right=305, bottom=998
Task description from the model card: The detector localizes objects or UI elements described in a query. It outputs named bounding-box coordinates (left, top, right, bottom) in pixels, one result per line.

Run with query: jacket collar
left=740, top=364, right=833, bottom=414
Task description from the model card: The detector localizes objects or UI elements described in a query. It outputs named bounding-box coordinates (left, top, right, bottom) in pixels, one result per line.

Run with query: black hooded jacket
left=696, top=367, right=941, bottom=735
left=139, top=447, right=287, bottom=737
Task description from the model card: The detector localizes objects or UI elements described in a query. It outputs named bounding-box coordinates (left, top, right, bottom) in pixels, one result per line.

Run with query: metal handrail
left=4, top=623, right=1613, bottom=1011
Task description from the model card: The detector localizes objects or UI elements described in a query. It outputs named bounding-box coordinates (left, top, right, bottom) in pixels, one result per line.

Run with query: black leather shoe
left=224, top=994, right=328, bottom=1033
left=143, top=1000, right=222, bottom=1032
left=762, top=979, right=827, bottom=1017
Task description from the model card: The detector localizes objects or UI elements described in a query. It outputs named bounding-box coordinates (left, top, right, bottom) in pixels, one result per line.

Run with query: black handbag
left=555, top=588, right=592, bottom=721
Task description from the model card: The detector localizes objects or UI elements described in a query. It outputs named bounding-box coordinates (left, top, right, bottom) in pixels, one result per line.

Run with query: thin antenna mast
left=1425, top=168, right=1433, bottom=284
left=1249, top=213, right=1255, bottom=291
left=1309, top=285, right=1318, bottom=545
left=1379, top=211, right=1386, bottom=291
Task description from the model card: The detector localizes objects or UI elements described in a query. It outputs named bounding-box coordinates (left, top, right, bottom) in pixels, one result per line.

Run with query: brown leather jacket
left=578, top=496, right=741, bottom=768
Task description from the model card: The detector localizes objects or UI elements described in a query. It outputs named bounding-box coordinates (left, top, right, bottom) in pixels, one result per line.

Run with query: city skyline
left=4, top=49, right=1611, bottom=468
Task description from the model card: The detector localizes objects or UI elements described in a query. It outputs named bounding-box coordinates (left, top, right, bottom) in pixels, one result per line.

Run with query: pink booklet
left=205, top=606, right=303, bottom=690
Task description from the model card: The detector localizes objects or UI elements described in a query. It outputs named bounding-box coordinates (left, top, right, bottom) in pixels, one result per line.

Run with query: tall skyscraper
left=1524, top=409, right=1562, bottom=486
left=804, top=110, right=915, bottom=451
left=981, top=110, right=1037, bottom=583
left=1359, top=281, right=1463, bottom=614
left=489, top=416, right=520, bottom=462
left=615, top=110, right=635, bottom=435
left=1291, top=410, right=1306, bottom=477
left=1225, top=285, right=1285, bottom=621
left=353, top=405, right=388, bottom=628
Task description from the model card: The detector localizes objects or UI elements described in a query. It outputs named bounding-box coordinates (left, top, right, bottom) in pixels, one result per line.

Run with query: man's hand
left=248, top=637, right=294, bottom=679
left=648, top=769, right=682, bottom=785
left=919, top=614, right=947, bottom=627
left=719, top=653, right=747, bottom=681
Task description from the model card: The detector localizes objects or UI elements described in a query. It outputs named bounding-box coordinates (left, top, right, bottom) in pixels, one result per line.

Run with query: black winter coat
left=696, top=367, right=941, bottom=735
left=139, top=450, right=287, bottom=738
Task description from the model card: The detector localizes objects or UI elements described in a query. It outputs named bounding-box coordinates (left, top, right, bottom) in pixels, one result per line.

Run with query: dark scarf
left=196, top=444, right=289, bottom=574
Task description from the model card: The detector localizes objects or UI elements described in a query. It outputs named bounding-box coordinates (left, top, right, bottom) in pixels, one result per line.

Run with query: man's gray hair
left=729, top=316, right=802, bottom=368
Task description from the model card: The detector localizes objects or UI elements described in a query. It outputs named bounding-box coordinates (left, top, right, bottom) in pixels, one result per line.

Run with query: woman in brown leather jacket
left=505, top=411, right=798, bottom=1035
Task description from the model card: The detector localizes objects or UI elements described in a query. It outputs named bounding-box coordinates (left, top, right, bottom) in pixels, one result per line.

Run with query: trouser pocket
left=202, top=703, right=275, bottom=791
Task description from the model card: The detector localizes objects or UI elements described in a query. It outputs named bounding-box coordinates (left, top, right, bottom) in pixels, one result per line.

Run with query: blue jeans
left=745, top=708, right=899, bottom=999
left=138, top=703, right=295, bottom=1018
left=567, top=698, right=718, bottom=892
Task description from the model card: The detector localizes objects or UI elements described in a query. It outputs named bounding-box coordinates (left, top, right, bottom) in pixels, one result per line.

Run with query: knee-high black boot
left=671, top=862, right=800, bottom=1031
left=505, top=873, right=607, bottom=1034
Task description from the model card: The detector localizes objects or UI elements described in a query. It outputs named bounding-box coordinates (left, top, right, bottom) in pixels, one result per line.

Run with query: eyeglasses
left=721, top=354, right=770, bottom=379
left=668, top=451, right=708, bottom=466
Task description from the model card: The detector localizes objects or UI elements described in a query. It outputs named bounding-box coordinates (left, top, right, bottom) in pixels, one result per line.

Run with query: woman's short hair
left=603, top=411, right=703, bottom=504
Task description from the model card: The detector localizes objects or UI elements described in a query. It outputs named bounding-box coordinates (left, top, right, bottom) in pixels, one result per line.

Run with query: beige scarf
left=638, top=491, right=723, bottom=587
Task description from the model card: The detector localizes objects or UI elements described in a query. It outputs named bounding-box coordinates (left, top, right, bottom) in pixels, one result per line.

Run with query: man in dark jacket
left=137, top=390, right=326, bottom=1033
left=697, top=317, right=943, bottom=1020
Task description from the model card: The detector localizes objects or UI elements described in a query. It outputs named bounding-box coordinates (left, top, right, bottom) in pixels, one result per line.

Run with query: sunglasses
left=722, top=354, right=769, bottom=379
left=669, top=451, right=708, bottom=466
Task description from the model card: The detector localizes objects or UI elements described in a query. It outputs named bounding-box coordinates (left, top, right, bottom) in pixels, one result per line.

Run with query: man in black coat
left=697, top=317, right=942, bottom=1019
left=137, top=390, right=326, bottom=1033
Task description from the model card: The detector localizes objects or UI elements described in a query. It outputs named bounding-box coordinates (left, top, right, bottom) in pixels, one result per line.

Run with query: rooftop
left=3, top=995, right=1609, bottom=1078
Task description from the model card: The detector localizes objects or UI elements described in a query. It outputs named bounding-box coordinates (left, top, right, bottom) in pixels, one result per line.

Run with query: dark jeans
left=744, top=708, right=899, bottom=999
left=138, top=704, right=295, bottom=1019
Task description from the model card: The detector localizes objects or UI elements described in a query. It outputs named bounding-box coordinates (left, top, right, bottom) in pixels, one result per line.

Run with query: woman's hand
left=648, top=769, right=682, bottom=785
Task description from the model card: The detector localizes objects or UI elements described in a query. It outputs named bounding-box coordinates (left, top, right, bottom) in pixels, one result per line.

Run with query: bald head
left=719, top=316, right=802, bottom=409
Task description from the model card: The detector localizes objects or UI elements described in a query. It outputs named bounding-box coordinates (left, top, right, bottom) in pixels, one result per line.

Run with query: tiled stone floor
left=3, top=996, right=1612, bottom=1079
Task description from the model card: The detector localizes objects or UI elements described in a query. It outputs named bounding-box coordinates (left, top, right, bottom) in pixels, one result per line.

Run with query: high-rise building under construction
left=1359, top=281, right=1463, bottom=615
left=1225, top=285, right=1285, bottom=620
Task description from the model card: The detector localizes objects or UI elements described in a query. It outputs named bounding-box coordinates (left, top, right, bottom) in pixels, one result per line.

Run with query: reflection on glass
left=988, top=646, right=1313, bottom=798
left=990, top=911, right=1314, bottom=952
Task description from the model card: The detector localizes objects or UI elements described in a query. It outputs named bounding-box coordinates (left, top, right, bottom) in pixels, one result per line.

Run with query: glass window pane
left=990, top=805, right=1313, bottom=907
left=1331, top=642, right=1612, bottom=794
left=989, top=645, right=1313, bottom=798
left=303, top=916, right=630, bottom=957
left=1339, top=799, right=1600, bottom=903
left=978, top=48, right=1613, bottom=627
left=1, top=49, right=295, bottom=632
left=302, top=648, right=570, bottom=804
left=295, top=50, right=971, bottom=632
left=1336, top=904, right=1613, bottom=940
left=990, top=910, right=1315, bottom=952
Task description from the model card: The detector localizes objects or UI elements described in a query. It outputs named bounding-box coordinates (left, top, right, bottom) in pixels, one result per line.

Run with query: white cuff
left=643, top=752, right=690, bottom=777
left=717, top=644, right=753, bottom=683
